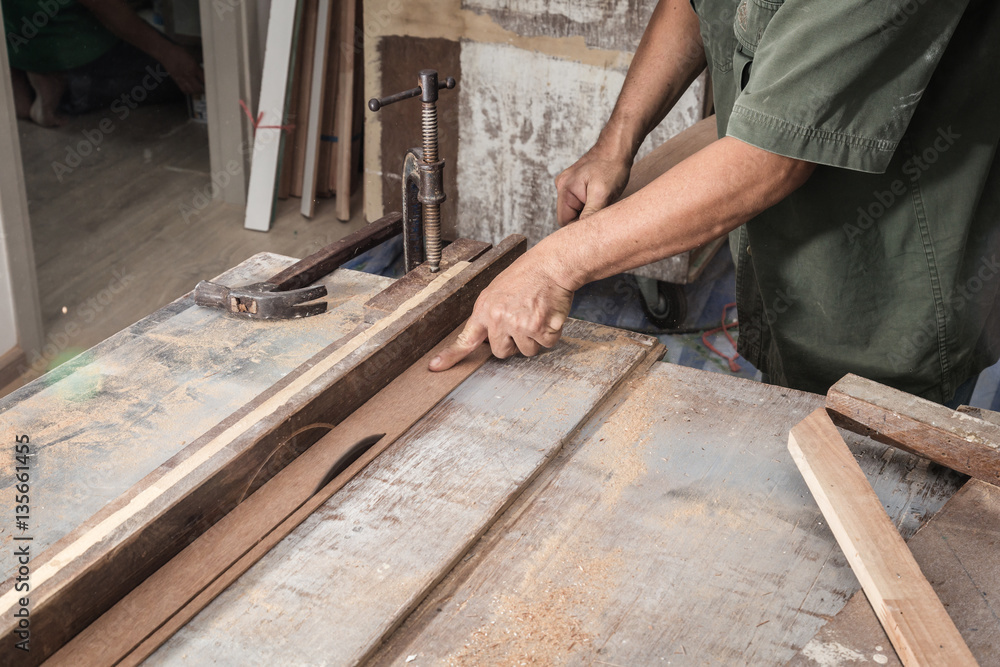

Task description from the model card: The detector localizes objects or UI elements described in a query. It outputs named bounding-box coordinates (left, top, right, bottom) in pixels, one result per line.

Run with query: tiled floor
left=348, top=237, right=1000, bottom=411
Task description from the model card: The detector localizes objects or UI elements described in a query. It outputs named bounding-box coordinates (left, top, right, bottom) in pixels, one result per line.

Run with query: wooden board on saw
left=0, top=252, right=392, bottom=660
left=787, top=478, right=1000, bottom=666
left=827, top=373, right=1000, bottom=486
left=0, top=236, right=525, bottom=663
left=366, top=363, right=966, bottom=666
left=0, top=252, right=390, bottom=557
left=141, top=319, right=664, bottom=664
left=49, top=331, right=494, bottom=665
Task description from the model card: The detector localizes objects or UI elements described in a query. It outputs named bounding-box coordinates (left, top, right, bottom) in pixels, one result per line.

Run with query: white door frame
left=0, top=4, right=44, bottom=378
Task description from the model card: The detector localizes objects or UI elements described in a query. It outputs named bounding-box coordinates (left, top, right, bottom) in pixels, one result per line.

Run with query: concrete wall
left=364, top=0, right=705, bottom=276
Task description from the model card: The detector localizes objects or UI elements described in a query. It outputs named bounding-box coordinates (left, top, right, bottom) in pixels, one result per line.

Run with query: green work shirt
left=3, top=0, right=118, bottom=72
left=693, top=0, right=1000, bottom=403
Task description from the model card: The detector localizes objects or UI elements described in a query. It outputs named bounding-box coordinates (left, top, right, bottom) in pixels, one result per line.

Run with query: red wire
left=239, top=99, right=295, bottom=134
left=701, top=302, right=741, bottom=372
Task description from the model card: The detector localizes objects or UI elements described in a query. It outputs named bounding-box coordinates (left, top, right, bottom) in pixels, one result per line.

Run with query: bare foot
left=26, top=71, right=67, bottom=127
left=10, top=69, right=33, bottom=119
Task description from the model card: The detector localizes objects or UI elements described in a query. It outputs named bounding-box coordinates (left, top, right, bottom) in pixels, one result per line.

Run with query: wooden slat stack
left=277, top=0, right=363, bottom=220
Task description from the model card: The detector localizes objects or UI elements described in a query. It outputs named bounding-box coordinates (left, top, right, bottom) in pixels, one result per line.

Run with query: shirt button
left=747, top=245, right=752, bottom=256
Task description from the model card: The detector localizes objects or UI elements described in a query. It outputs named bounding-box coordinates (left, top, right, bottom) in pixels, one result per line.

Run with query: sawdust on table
left=577, top=379, right=660, bottom=507
left=445, top=544, right=624, bottom=666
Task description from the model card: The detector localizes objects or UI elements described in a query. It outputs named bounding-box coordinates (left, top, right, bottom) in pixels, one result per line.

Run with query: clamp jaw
left=369, top=69, right=456, bottom=273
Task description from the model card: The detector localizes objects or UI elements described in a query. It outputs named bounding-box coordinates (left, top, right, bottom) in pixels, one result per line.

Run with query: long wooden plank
left=49, top=328, right=491, bottom=665
left=827, top=373, right=1000, bottom=486
left=787, top=408, right=978, bottom=667
left=143, top=320, right=663, bottom=663
left=290, top=0, right=318, bottom=198
left=300, top=0, right=333, bottom=217
left=276, top=32, right=300, bottom=202
left=334, top=0, right=357, bottom=220
left=244, top=0, right=302, bottom=231
left=316, top=28, right=339, bottom=198
left=267, top=211, right=403, bottom=290
left=788, top=478, right=1000, bottom=666
left=0, top=236, right=525, bottom=664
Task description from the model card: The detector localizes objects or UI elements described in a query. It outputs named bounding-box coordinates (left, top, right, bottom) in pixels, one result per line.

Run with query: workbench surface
left=0, top=254, right=968, bottom=665
left=0, top=254, right=393, bottom=566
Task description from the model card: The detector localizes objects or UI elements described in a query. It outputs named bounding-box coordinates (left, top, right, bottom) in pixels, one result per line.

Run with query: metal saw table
left=0, top=253, right=983, bottom=665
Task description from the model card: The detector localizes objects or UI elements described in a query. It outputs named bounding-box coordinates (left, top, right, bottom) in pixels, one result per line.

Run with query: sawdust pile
left=579, top=381, right=659, bottom=506
left=446, top=547, right=623, bottom=666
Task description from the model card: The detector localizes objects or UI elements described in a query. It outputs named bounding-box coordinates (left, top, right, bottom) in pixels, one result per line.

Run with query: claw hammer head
left=193, top=280, right=329, bottom=320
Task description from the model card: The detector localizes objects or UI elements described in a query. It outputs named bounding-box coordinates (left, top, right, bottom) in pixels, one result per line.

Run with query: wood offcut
left=788, top=408, right=978, bottom=667
left=827, top=373, right=1000, bottom=486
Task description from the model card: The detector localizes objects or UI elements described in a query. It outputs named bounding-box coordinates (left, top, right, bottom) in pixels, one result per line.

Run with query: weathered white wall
left=364, top=0, right=708, bottom=278
left=456, top=41, right=703, bottom=246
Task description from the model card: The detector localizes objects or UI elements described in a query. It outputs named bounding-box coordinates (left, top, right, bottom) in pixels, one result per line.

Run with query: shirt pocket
left=692, top=0, right=735, bottom=74
left=732, top=0, right=784, bottom=90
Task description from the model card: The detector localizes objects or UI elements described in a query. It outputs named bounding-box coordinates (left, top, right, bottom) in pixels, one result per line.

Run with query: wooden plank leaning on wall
left=244, top=0, right=304, bottom=231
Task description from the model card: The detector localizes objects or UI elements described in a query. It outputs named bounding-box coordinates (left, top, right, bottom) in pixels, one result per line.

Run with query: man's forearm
left=540, top=137, right=817, bottom=290
left=598, top=0, right=707, bottom=163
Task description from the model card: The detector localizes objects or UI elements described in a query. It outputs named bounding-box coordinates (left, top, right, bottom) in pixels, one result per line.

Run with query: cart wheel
left=639, top=280, right=688, bottom=330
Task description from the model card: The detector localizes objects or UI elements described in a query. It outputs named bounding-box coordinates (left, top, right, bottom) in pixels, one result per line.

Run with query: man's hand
left=555, top=147, right=632, bottom=226
left=161, top=44, right=205, bottom=96
left=429, top=252, right=575, bottom=371
left=78, top=0, right=205, bottom=95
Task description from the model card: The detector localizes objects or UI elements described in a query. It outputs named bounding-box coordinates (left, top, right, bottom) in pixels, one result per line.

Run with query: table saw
left=1, top=236, right=997, bottom=665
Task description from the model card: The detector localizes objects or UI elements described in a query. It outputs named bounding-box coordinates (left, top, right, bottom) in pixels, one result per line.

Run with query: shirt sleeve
left=725, top=0, right=969, bottom=173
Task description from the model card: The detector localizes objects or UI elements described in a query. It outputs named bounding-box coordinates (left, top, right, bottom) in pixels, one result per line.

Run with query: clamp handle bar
left=368, top=70, right=456, bottom=112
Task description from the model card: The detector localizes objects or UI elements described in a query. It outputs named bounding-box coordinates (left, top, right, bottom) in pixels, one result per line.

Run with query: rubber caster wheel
left=637, top=277, right=688, bottom=330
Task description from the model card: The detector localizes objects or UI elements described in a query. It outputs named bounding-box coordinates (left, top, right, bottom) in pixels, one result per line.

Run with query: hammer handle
left=269, top=212, right=404, bottom=291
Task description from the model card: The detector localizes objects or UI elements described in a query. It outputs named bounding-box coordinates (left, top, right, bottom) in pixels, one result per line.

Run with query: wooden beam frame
left=198, top=0, right=261, bottom=205
left=827, top=373, right=1000, bottom=486
left=788, top=409, right=977, bottom=666
left=0, top=6, right=43, bottom=362
left=0, top=235, right=526, bottom=663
